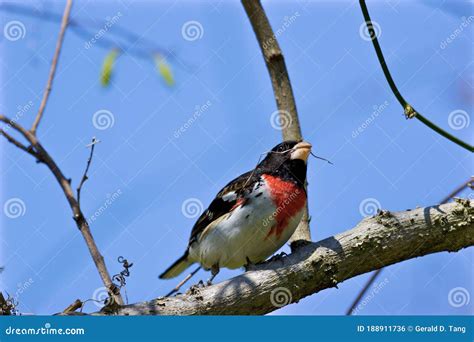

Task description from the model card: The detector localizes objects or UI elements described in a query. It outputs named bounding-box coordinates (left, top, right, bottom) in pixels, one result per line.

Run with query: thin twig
left=62, top=299, right=83, bottom=313
left=77, top=137, right=99, bottom=206
left=346, top=177, right=472, bottom=315
left=359, top=0, right=473, bottom=152
left=0, top=3, right=190, bottom=71
left=242, top=0, right=311, bottom=244
left=0, top=129, right=37, bottom=158
left=31, top=0, right=72, bottom=135
left=165, top=266, right=202, bottom=298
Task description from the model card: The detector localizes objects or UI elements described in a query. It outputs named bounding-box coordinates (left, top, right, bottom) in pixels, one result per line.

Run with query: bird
left=159, top=140, right=312, bottom=284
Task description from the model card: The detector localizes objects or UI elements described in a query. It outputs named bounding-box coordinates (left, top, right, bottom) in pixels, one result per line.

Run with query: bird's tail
left=159, top=251, right=194, bottom=279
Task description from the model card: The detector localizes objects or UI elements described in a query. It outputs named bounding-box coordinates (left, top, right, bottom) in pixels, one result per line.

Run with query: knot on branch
left=404, top=104, right=416, bottom=119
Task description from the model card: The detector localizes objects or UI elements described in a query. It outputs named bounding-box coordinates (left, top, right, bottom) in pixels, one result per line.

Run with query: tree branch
left=77, top=137, right=98, bottom=206
left=1, top=114, right=124, bottom=305
left=359, top=0, right=473, bottom=153
left=346, top=176, right=473, bottom=315
left=2, top=0, right=123, bottom=305
left=85, top=200, right=473, bottom=315
left=242, top=0, right=311, bottom=245
left=31, top=0, right=72, bottom=135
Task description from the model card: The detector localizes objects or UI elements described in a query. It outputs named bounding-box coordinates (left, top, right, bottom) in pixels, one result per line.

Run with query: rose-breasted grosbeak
left=159, top=140, right=311, bottom=282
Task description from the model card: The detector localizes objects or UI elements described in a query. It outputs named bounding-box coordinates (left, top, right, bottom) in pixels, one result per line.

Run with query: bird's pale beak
left=290, top=141, right=312, bottom=162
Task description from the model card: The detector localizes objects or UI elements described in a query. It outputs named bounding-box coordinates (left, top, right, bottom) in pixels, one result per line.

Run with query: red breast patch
left=262, top=174, right=306, bottom=239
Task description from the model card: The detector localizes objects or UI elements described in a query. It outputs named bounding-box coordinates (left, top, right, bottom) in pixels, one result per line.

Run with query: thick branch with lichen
left=82, top=200, right=473, bottom=316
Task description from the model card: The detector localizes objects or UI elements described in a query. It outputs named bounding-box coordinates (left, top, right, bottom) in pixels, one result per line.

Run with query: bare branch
left=346, top=176, right=473, bottom=315
left=0, top=129, right=37, bottom=158
left=31, top=0, right=72, bottom=135
left=82, top=200, right=473, bottom=315
left=242, top=0, right=311, bottom=245
left=359, top=0, right=473, bottom=153
left=77, top=137, right=99, bottom=206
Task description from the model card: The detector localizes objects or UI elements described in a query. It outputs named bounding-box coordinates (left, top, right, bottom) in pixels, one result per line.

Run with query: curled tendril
left=112, top=256, right=133, bottom=289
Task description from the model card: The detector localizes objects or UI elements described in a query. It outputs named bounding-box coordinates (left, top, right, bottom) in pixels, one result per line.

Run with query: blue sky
left=0, top=0, right=472, bottom=315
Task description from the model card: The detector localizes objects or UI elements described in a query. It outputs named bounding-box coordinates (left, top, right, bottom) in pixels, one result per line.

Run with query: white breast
left=188, top=179, right=303, bottom=270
